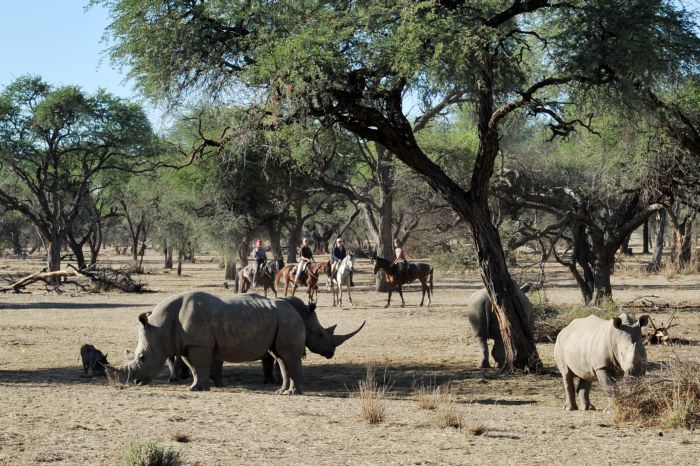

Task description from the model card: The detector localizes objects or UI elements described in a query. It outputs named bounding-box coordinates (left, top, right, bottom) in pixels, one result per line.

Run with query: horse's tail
left=429, top=267, right=434, bottom=295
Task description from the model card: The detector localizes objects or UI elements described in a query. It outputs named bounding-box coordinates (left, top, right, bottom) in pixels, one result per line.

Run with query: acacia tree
left=0, top=76, right=155, bottom=272
left=99, top=0, right=700, bottom=370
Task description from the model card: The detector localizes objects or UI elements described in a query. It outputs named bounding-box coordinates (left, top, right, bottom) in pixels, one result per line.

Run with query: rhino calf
left=554, top=313, right=649, bottom=411
left=80, top=344, right=109, bottom=377
left=466, top=283, right=534, bottom=368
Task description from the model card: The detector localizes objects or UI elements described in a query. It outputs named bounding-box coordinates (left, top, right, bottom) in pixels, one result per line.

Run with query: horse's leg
left=385, top=289, right=392, bottom=308
left=346, top=278, right=352, bottom=305
left=419, top=278, right=426, bottom=306
left=398, top=285, right=405, bottom=307
left=284, top=277, right=290, bottom=297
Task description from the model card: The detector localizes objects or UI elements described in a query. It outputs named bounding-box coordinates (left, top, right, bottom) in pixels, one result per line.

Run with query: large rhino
left=466, top=282, right=533, bottom=368
left=554, top=313, right=649, bottom=411
left=110, top=292, right=364, bottom=394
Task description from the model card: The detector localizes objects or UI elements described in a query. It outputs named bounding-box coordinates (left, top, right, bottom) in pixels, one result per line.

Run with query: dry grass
left=122, top=439, right=182, bottom=466
left=414, top=378, right=441, bottom=410
left=356, top=364, right=392, bottom=425
left=613, top=359, right=700, bottom=429
left=429, top=383, right=462, bottom=429
left=465, top=421, right=488, bottom=436
left=171, top=433, right=190, bottom=444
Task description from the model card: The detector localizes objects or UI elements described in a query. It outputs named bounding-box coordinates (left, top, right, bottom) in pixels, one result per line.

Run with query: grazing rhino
left=110, top=292, right=364, bottom=394
left=554, top=313, right=649, bottom=411
left=80, top=344, right=109, bottom=377
left=466, top=283, right=534, bottom=368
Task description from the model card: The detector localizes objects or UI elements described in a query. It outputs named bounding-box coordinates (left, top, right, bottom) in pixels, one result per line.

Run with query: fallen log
left=0, top=270, right=79, bottom=293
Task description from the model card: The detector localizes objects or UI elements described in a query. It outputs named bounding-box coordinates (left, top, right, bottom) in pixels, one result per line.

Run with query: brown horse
left=276, top=260, right=331, bottom=300
left=372, top=253, right=433, bottom=307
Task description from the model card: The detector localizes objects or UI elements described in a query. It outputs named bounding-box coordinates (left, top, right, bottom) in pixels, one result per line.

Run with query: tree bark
left=46, top=236, right=63, bottom=273
left=287, top=203, right=304, bottom=264
left=163, top=244, right=174, bottom=269
left=648, top=209, right=666, bottom=272
left=177, top=250, right=183, bottom=276
left=67, top=238, right=87, bottom=271
left=642, top=217, right=650, bottom=254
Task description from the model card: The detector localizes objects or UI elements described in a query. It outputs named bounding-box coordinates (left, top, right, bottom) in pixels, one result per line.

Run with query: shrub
left=431, top=248, right=477, bottom=275
left=428, top=383, right=462, bottom=429
left=122, top=439, right=182, bottom=466
left=613, top=359, right=700, bottom=429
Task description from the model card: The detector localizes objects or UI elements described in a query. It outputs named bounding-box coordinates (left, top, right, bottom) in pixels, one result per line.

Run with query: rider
left=331, top=237, right=354, bottom=286
left=391, top=238, right=409, bottom=278
left=294, top=238, right=314, bottom=285
left=252, top=239, right=268, bottom=283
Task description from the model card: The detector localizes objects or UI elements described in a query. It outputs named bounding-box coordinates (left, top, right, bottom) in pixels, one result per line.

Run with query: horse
left=330, top=254, right=354, bottom=307
left=235, top=258, right=284, bottom=298
left=372, top=253, right=433, bottom=307
left=276, top=260, right=331, bottom=300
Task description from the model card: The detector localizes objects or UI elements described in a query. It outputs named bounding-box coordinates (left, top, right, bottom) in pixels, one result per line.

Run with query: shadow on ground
left=0, top=302, right=146, bottom=311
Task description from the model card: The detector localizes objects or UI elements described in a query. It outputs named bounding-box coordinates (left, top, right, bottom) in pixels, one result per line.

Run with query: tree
left=0, top=76, right=155, bottom=272
left=99, top=0, right=700, bottom=370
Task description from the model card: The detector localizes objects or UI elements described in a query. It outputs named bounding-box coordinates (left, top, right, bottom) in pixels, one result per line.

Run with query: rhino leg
left=210, top=359, right=224, bottom=387
left=262, top=353, right=276, bottom=384
left=577, top=379, right=595, bottom=410
left=475, top=335, right=491, bottom=368
left=491, top=335, right=506, bottom=368
left=275, top=357, right=290, bottom=392
left=182, top=346, right=212, bottom=392
left=595, top=369, right=618, bottom=399
left=562, top=370, right=578, bottom=411
left=278, top=358, right=303, bottom=395
left=166, top=357, right=176, bottom=382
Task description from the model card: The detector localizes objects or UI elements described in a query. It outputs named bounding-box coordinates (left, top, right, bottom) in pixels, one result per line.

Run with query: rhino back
left=555, top=315, right=613, bottom=380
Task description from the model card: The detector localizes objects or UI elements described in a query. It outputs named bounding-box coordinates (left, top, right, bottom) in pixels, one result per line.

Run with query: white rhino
left=466, top=282, right=534, bottom=368
left=110, top=292, right=364, bottom=394
left=554, top=313, right=649, bottom=411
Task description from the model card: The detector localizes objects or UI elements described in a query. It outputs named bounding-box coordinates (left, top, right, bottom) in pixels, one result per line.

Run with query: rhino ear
left=613, top=317, right=623, bottom=329
left=138, top=312, right=152, bottom=327
left=638, top=315, right=650, bottom=327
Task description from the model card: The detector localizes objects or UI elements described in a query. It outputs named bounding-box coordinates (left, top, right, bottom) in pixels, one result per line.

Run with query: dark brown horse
left=276, top=260, right=331, bottom=300
left=372, top=253, right=433, bottom=307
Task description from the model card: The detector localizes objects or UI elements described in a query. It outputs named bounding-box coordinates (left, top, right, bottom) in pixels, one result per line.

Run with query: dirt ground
left=0, top=248, right=698, bottom=465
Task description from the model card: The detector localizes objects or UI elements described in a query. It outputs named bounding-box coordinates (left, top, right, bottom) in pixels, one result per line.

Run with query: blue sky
left=0, top=1, right=164, bottom=125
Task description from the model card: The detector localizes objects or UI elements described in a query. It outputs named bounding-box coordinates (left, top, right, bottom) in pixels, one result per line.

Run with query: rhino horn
left=332, top=320, right=366, bottom=347
left=325, top=324, right=337, bottom=335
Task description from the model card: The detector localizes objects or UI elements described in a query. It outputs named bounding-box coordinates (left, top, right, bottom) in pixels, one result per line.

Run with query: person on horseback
left=294, top=238, right=314, bottom=285
left=391, top=238, right=409, bottom=278
left=252, top=239, right=268, bottom=284
left=331, top=237, right=354, bottom=286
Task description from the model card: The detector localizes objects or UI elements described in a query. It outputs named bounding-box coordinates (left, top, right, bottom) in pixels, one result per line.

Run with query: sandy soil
left=0, top=250, right=698, bottom=465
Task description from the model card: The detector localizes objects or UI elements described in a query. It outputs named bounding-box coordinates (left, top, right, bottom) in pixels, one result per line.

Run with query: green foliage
left=431, top=246, right=476, bottom=275
left=122, top=439, right=182, bottom=466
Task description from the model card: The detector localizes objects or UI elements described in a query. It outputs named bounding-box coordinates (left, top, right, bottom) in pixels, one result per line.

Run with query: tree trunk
left=267, top=222, right=282, bottom=259
left=467, top=202, right=542, bottom=371
left=642, top=217, right=650, bottom=254
left=177, top=250, right=183, bottom=276
left=592, top=243, right=615, bottom=305
left=67, top=237, right=87, bottom=271
left=10, top=230, right=23, bottom=256
left=224, top=256, right=237, bottom=281
left=46, top=236, right=63, bottom=273
left=164, top=244, right=173, bottom=269
left=675, top=214, right=695, bottom=270
left=648, top=209, right=666, bottom=272
left=620, top=234, right=632, bottom=255
left=287, top=203, right=303, bottom=264
left=88, top=223, right=102, bottom=266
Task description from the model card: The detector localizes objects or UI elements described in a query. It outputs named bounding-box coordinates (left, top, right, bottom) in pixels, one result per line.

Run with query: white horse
left=331, top=254, right=354, bottom=307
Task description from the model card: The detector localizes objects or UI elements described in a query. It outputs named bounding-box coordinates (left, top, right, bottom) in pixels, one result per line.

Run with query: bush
left=613, top=359, right=700, bottom=429
left=122, top=439, right=182, bottom=466
left=431, top=248, right=477, bottom=275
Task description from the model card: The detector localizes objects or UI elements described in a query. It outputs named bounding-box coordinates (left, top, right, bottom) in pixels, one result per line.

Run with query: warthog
left=109, top=292, right=364, bottom=394
left=80, top=344, right=109, bottom=377
left=466, top=283, right=534, bottom=368
left=554, top=313, right=649, bottom=411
